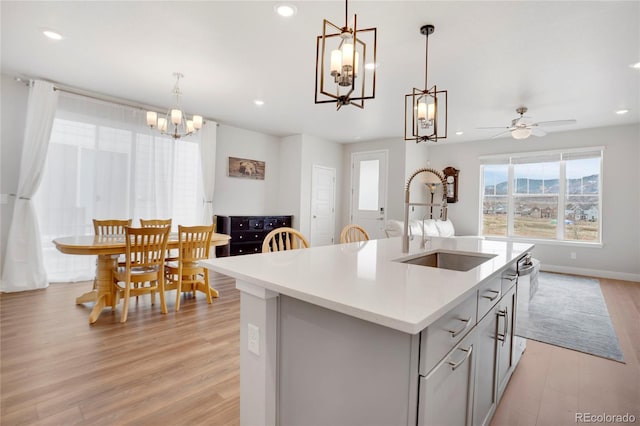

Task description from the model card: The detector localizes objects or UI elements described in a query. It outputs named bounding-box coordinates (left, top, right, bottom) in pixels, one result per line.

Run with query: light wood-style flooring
left=1, top=274, right=638, bottom=425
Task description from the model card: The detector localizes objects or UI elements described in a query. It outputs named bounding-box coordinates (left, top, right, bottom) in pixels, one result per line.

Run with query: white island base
left=203, top=237, right=533, bottom=426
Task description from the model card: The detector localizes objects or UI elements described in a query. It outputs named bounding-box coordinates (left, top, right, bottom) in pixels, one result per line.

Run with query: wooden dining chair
left=140, top=218, right=172, bottom=229
left=262, top=227, right=310, bottom=253
left=140, top=218, right=176, bottom=263
left=165, top=224, right=215, bottom=311
left=340, top=224, right=370, bottom=243
left=91, top=219, right=132, bottom=290
left=93, top=219, right=132, bottom=236
left=111, top=226, right=170, bottom=323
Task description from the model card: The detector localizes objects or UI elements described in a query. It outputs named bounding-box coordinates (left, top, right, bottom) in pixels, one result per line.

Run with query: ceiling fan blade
left=533, top=119, right=577, bottom=127
left=477, top=126, right=511, bottom=130
left=491, top=129, right=512, bottom=139
left=530, top=127, right=546, bottom=137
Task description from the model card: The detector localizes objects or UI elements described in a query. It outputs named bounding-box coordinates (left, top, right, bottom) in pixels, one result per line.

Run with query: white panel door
left=351, top=150, right=388, bottom=239
left=310, top=165, right=336, bottom=246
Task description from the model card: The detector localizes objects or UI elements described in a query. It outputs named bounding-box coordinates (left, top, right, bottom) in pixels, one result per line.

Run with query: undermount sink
left=396, top=251, right=497, bottom=272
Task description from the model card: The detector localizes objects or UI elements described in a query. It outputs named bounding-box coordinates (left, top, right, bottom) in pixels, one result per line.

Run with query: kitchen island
left=202, top=236, right=534, bottom=426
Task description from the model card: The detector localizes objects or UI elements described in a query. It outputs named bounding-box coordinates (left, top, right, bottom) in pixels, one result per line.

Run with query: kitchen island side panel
left=278, top=295, right=420, bottom=426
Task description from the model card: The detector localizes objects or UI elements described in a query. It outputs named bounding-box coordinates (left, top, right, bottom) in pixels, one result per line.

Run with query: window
left=480, top=148, right=602, bottom=243
left=34, top=93, right=204, bottom=281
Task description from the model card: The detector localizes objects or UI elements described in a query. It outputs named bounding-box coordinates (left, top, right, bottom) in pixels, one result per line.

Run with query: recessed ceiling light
left=615, top=109, right=629, bottom=115
left=455, top=131, right=464, bottom=135
left=254, top=100, right=265, bottom=106
left=630, top=62, right=640, bottom=69
left=274, top=4, right=297, bottom=17
left=42, top=29, right=63, bottom=40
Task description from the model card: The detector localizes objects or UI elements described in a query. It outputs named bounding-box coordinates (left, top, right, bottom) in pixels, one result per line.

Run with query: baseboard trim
left=540, top=264, right=640, bottom=283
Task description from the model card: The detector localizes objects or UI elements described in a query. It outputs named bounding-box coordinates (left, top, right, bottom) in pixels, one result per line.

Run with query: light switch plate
left=248, top=323, right=260, bottom=356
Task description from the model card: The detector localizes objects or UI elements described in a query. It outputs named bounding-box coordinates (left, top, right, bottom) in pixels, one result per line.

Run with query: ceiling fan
left=478, top=107, right=577, bottom=140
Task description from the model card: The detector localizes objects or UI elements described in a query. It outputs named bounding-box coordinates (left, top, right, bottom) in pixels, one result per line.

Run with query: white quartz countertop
left=202, top=237, right=534, bottom=334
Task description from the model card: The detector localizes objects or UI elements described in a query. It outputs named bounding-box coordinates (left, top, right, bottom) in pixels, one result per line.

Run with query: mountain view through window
left=481, top=151, right=601, bottom=243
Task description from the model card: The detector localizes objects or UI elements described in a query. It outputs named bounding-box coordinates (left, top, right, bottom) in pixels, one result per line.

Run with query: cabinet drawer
left=230, top=217, right=250, bottom=231
left=501, top=268, right=518, bottom=293
left=230, top=242, right=262, bottom=255
left=234, top=231, right=265, bottom=243
left=418, top=331, right=475, bottom=426
left=420, top=292, right=477, bottom=376
left=477, top=273, right=502, bottom=321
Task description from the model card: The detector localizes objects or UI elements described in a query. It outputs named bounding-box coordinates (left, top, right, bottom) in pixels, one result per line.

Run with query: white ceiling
left=1, top=1, right=638, bottom=144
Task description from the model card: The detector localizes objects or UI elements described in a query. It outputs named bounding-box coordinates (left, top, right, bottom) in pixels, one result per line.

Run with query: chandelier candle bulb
left=341, top=43, right=354, bottom=69
left=417, top=101, right=427, bottom=121
left=158, top=117, right=167, bottom=133
left=171, top=109, right=182, bottom=125
left=331, top=50, right=341, bottom=75
left=146, top=111, right=157, bottom=127
left=186, top=120, right=194, bottom=133
left=428, top=103, right=435, bottom=121
left=193, top=115, right=203, bottom=130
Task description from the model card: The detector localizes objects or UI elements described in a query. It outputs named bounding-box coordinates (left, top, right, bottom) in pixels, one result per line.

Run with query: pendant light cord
left=424, top=32, right=429, bottom=89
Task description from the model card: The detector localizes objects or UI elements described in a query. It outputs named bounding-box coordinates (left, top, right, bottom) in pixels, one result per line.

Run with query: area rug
left=516, top=271, right=624, bottom=363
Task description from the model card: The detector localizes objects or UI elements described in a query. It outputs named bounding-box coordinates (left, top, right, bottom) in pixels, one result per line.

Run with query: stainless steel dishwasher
left=514, top=253, right=540, bottom=364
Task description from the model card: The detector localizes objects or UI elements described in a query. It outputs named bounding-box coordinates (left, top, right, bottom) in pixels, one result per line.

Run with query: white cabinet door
left=496, top=285, right=517, bottom=400
left=472, top=305, right=499, bottom=426
left=418, top=331, right=476, bottom=426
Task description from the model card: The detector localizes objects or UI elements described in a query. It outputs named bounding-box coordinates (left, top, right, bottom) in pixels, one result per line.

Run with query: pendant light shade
left=315, top=0, right=377, bottom=110
left=404, top=25, right=448, bottom=143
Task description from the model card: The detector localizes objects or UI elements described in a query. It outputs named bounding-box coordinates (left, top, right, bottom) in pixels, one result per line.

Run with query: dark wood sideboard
left=215, top=215, right=293, bottom=257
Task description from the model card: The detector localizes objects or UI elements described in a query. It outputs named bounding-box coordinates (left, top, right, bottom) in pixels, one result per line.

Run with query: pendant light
left=314, top=0, right=377, bottom=110
left=404, top=25, right=448, bottom=143
left=146, top=72, right=203, bottom=140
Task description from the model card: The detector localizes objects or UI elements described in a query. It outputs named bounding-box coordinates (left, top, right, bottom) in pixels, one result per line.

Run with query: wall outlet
left=570, top=252, right=577, bottom=260
left=248, top=323, right=260, bottom=356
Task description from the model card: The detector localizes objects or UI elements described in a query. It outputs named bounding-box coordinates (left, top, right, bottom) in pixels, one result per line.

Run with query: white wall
left=213, top=124, right=284, bottom=216
left=278, top=135, right=304, bottom=228
left=0, top=75, right=29, bottom=275
left=426, top=124, right=640, bottom=281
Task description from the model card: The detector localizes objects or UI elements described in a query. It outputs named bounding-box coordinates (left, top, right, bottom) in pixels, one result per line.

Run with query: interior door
left=351, top=150, right=388, bottom=239
left=310, top=165, right=336, bottom=246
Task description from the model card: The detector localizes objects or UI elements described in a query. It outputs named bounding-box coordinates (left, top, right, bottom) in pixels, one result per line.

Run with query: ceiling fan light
left=512, top=127, right=532, bottom=140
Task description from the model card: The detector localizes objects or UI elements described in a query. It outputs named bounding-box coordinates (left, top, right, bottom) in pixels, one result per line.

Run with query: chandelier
left=146, top=72, right=203, bottom=139
left=404, top=25, right=448, bottom=143
left=314, top=0, right=377, bottom=110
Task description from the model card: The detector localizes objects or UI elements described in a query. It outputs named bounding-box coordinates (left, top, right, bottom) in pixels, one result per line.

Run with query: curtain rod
left=15, top=75, right=218, bottom=124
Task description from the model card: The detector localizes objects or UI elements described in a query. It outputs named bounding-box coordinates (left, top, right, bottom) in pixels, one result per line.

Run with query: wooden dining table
left=53, top=232, right=231, bottom=324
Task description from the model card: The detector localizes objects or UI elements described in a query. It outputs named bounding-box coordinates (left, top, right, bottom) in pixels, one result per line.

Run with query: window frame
left=479, top=147, right=603, bottom=246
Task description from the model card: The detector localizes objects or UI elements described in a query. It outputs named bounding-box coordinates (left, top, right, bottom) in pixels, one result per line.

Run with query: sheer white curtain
left=1, top=80, right=59, bottom=292
left=34, top=92, right=208, bottom=282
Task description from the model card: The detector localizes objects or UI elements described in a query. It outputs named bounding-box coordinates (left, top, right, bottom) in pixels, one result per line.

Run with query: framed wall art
left=228, top=157, right=266, bottom=180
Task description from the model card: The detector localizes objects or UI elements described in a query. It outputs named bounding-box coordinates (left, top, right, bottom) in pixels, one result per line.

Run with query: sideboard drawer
left=230, top=242, right=263, bottom=256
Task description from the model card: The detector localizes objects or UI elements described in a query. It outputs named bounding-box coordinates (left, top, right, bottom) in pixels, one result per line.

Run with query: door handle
left=503, top=273, right=518, bottom=282
left=482, top=290, right=500, bottom=301
left=497, top=307, right=509, bottom=346
left=448, top=346, right=473, bottom=371
left=448, top=317, right=472, bottom=338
